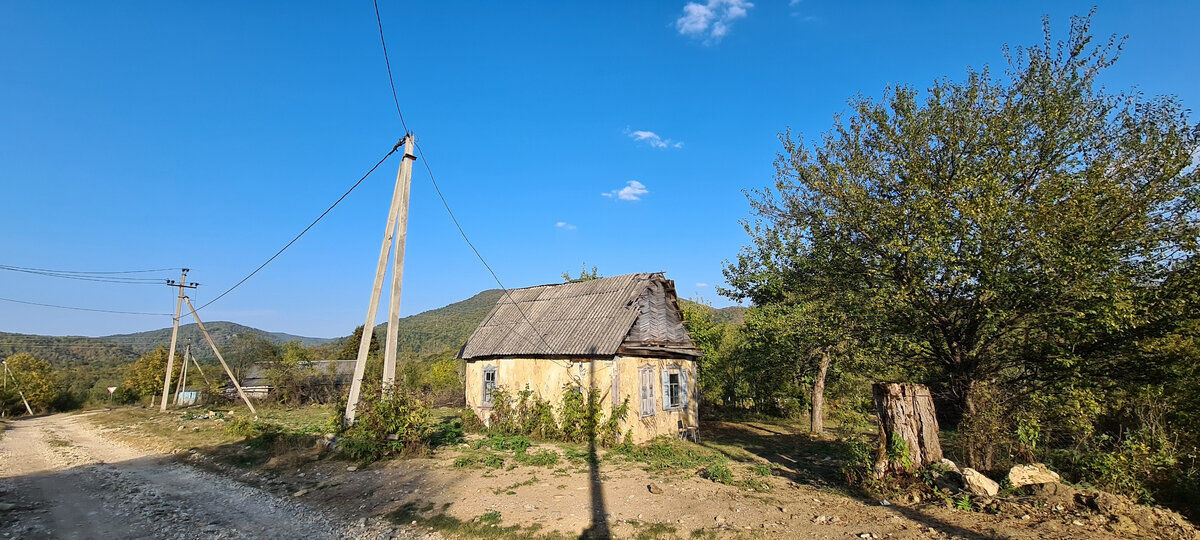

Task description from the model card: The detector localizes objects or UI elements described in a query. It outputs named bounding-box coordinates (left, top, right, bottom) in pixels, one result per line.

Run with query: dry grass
left=83, top=404, right=333, bottom=454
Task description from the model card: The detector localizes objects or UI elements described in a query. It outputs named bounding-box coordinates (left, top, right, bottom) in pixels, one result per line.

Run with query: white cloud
left=676, top=0, right=754, bottom=44
left=696, top=282, right=709, bottom=288
left=627, top=129, right=683, bottom=149
left=602, top=180, right=649, bottom=201
left=555, top=221, right=577, bottom=230
left=788, top=0, right=800, bottom=6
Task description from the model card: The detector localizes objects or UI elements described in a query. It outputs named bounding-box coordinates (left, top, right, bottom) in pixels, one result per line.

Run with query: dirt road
left=0, top=412, right=354, bottom=539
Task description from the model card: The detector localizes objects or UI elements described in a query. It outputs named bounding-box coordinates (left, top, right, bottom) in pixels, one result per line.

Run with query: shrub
left=339, top=384, right=433, bottom=462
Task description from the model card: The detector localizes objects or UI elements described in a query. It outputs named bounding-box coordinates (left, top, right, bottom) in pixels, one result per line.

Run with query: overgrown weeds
left=338, top=384, right=434, bottom=462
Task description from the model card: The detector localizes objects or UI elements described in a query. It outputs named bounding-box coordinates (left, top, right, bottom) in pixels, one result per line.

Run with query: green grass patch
left=514, top=449, right=560, bottom=467
left=633, top=522, right=679, bottom=540
left=492, top=475, right=539, bottom=495
left=616, top=436, right=726, bottom=472
left=388, top=502, right=570, bottom=539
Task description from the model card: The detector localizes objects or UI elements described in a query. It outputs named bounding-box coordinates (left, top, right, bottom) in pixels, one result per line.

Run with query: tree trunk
left=872, top=382, right=943, bottom=476
left=811, top=350, right=832, bottom=435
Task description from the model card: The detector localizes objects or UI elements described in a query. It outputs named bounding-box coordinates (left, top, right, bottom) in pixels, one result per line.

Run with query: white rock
left=961, top=468, right=999, bottom=496
left=1007, top=463, right=1061, bottom=488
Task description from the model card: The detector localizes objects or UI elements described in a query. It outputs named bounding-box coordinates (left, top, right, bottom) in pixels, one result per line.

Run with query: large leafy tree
left=726, top=12, right=1199, bottom=429
left=123, top=346, right=176, bottom=401
left=226, top=332, right=280, bottom=380
left=2, top=353, right=58, bottom=414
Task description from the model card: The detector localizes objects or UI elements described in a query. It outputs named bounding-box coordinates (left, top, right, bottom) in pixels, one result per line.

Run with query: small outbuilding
left=459, top=272, right=701, bottom=443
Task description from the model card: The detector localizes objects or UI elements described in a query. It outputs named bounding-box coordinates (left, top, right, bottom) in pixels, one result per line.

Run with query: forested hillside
left=0, top=332, right=140, bottom=367
left=356, top=289, right=503, bottom=357
left=103, top=322, right=332, bottom=356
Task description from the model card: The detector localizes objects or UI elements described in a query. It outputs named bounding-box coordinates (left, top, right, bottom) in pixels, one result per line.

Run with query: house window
left=639, top=365, right=655, bottom=417
left=481, top=366, right=497, bottom=407
left=661, top=364, right=688, bottom=411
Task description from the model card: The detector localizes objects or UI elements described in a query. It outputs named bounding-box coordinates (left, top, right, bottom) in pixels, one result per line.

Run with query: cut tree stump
left=872, top=382, right=943, bottom=476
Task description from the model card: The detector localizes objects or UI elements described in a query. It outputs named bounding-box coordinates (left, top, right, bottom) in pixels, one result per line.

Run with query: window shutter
left=661, top=369, right=671, bottom=410
left=640, top=367, right=652, bottom=416
left=680, top=369, right=689, bottom=410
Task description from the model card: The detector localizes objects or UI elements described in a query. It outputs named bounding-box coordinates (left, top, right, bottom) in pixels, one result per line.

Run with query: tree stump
left=872, top=383, right=943, bottom=476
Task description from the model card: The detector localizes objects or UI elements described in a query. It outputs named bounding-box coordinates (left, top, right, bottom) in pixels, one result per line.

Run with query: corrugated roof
left=459, top=273, right=700, bottom=359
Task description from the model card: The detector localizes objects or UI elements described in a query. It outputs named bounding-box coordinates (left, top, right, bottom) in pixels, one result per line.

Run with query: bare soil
left=0, top=412, right=426, bottom=539
left=4, top=409, right=1196, bottom=540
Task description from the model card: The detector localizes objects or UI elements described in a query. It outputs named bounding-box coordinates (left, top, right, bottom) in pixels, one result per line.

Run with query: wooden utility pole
left=173, top=344, right=191, bottom=405
left=160, top=269, right=197, bottom=412
left=345, top=134, right=416, bottom=425
left=183, top=297, right=257, bottom=416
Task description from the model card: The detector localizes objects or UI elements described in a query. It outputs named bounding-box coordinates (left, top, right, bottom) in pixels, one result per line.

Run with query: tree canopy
left=724, top=13, right=1199, bottom=427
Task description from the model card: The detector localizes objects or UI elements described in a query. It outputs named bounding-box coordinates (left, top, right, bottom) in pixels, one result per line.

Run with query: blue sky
left=2, top=1, right=1198, bottom=339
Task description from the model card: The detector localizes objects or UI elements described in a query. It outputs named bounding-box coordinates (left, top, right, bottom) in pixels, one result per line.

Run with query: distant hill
left=327, top=289, right=504, bottom=357
left=679, top=299, right=749, bottom=326
left=0, top=323, right=332, bottom=368
left=3, top=287, right=734, bottom=369
left=0, top=332, right=140, bottom=368
left=102, top=322, right=332, bottom=355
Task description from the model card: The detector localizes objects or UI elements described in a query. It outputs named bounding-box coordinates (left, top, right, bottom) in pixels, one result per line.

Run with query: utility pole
left=345, top=134, right=416, bottom=426
left=161, top=269, right=197, bottom=412
left=173, top=344, right=190, bottom=406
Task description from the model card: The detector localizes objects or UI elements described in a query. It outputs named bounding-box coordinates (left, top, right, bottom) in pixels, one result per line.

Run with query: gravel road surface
left=0, top=412, right=350, bottom=539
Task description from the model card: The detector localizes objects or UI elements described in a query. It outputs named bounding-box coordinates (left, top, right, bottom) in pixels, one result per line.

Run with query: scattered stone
left=1007, top=463, right=1061, bottom=488
left=647, top=483, right=663, bottom=495
left=879, top=499, right=891, bottom=506
left=812, top=515, right=828, bottom=524
left=1021, top=482, right=1078, bottom=510
left=961, top=468, right=999, bottom=496
left=938, top=458, right=960, bottom=473
left=346, top=466, right=358, bottom=472
left=292, top=489, right=309, bottom=497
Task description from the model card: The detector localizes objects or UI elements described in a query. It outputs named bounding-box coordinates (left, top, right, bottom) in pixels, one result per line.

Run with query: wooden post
left=381, top=135, right=414, bottom=390
left=346, top=134, right=414, bottom=424
left=160, top=269, right=189, bottom=412
left=184, top=297, right=257, bottom=416
left=174, top=344, right=191, bottom=405
left=872, top=382, right=943, bottom=476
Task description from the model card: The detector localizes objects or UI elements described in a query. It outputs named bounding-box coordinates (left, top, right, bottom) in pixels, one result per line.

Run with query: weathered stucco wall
left=465, top=356, right=698, bottom=444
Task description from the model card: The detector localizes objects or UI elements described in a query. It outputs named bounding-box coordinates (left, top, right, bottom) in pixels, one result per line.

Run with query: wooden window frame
left=481, top=365, right=497, bottom=408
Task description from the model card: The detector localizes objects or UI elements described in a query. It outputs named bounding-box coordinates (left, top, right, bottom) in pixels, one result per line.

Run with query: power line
left=368, top=4, right=558, bottom=360
left=193, top=140, right=405, bottom=312
left=0, top=265, right=167, bottom=284
left=0, top=264, right=181, bottom=275
left=413, top=142, right=559, bottom=358
left=0, top=296, right=172, bottom=316
left=372, top=0, right=409, bottom=134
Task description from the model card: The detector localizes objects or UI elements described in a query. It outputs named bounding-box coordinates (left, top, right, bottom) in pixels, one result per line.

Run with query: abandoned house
left=459, top=272, right=701, bottom=443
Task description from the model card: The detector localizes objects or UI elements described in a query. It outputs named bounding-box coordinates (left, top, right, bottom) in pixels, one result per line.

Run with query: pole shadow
left=579, top=357, right=610, bottom=539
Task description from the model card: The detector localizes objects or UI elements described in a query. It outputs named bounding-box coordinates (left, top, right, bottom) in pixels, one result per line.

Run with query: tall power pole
left=345, top=133, right=416, bottom=426
left=161, top=269, right=197, bottom=412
